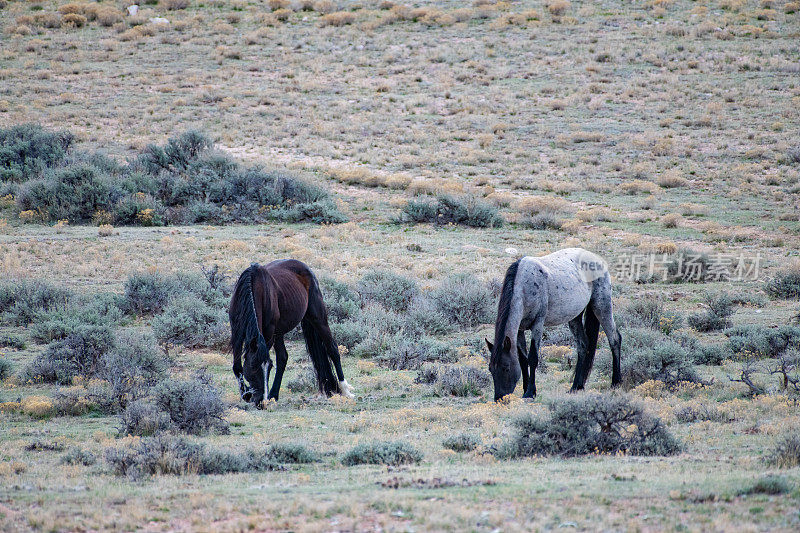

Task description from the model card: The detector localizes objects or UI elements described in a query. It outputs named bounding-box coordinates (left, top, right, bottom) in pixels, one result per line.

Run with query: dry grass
left=546, top=0, right=570, bottom=16
left=657, top=170, right=688, bottom=188
left=515, top=196, right=571, bottom=216
left=319, top=11, right=356, bottom=26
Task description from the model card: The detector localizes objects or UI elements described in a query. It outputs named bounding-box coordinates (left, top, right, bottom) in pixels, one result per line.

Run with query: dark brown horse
left=229, top=259, right=353, bottom=407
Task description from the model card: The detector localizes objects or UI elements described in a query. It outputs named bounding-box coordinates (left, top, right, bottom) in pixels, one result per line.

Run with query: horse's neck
left=503, top=292, right=524, bottom=340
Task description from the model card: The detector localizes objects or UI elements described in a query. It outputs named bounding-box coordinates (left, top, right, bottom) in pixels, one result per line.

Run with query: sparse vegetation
left=496, top=393, right=680, bottom=459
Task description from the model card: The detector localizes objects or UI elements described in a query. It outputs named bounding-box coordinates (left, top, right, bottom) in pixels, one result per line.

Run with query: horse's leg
left=268, top=335, right=288, bottom=401
left=583, top=305, right=600, bottom=382
left=516, top=330, right=529, bottom=395
left=524, top=320, right=543, bottom=398
left=233, top=357, right=246, bottom=396
left=569, top=311, right=589, bottom=391
left=590, top=292, right=622, bottom=387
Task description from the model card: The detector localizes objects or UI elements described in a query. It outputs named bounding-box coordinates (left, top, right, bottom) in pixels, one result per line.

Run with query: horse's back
left=262, top=259, right=314, bottom=333
left=520, top=249, right=603, bottom=326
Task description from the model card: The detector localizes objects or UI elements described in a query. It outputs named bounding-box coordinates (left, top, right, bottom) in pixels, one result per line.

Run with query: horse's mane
left=230, top=263, right=269, bottom=369
left=491, top=258, right=520, bottom=366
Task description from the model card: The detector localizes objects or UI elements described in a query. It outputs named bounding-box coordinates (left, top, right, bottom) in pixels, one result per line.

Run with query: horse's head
left=486, top=337, right=521, bottom=402
left=240, top=339, right=273, bottom=408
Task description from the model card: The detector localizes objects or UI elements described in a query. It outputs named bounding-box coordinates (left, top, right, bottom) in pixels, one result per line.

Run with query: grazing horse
left=487, top=248, right=622, bottom=401
left=229, top=259, right=354, bottom=407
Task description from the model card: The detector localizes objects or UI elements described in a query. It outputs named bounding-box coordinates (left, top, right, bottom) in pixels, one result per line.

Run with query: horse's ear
left=502, top=336, right=512, bottom=352
left=485, top=338, right=494, bottom=352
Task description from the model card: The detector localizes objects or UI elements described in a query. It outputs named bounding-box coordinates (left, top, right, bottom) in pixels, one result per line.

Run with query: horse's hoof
left=339, top=380, right=355, bottom=399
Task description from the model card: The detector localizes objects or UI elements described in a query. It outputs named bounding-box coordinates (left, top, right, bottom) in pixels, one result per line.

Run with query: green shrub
left=687, top=293, right=734, bottom=332
left=0, top=279, right=72, bottom=326
left=0, top=123, right=74, bottom=182
left=495, top=393, right=680, bottom=459
left=104, top=435, right=281, bottom=479
left=768, top=433, right=800, bottom=468
left=286, top=365, right=317, bottom=393
left=725, top=325, right=800, bottom=358
left=100, top=330, right=169, bottom=410
left=429, top=273, right=493, bottom=328
left=330, top=320, right=365, bottom=350
left=673, top=402, right=731, bottom=423
left=119, top=399, right=172, bottom=437
left=138, top=130, right=213, bottom=174
left=357, top=270, right=418, bottom=312
left=379, top=337, right=456, bottom=370
left=124, top=270, right=227, bottom=316
left=600, top=327, right=700, bottom=388
left=114, top=192, right=165, bottom=226
left=60, top=447, right=97, bottom=466
left=124, top=272, right=174, bottom=315
left=0, top=333, right=26, bottom=350
left=152, top=374, right=228, bottom=435
left=341, top=441, right=422, bottom=466
left=279, top=199, right=348, bottom=224
left=18, top=163, right=118, bottom=223
left=2, top=125, right=346, bottom=226
left=152, top=295, right=227, bottom=351
left=350, top=303, right=421, bottom=358
left=30, top=294, right=124, bottom=344
left=765, top=268, right=800, bottom=299
left=522, top=213, right=563, bottom=231
left=742, top=475, right=791, bottom=495
left=0, top=358, right=12, bottom=381
left=432, top=364, right=491, bottom=397
left=402, top=194, right=503, bottom=228
left=694, top=343, right=733, bottom=365
left=414, top=362, right=439, bottom=385
left=319, top=277, right=360, bottom=322
left=664, top=249, right=712, bottom=283
left=22, top=324, right=115, bottom=384
left=406, top=297, right=454, bottom=335
left=621, top=300, right=683, bottom=335
left=265, top=443, right=318, bottom=463
left=442, top=433, right=480, bottom=453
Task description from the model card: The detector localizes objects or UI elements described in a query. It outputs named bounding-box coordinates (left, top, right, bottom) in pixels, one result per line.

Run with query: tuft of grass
left=319, top=11, right=356, bottom=26
left=768, top=433, right=800, bottom=468
left=765, top=266, right=800, bottom=299
left=415, top=363, right=491, bottom=397
left=341, top=441, right=422, bottom=466
left=443, top=433, right=480, bottom=453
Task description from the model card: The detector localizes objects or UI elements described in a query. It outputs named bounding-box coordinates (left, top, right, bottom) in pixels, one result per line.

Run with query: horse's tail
left=230, top=264, right=269, bottom=376
left=584, top=304, right=600, bottom=367
left=301, top=271, right=341, bottom=396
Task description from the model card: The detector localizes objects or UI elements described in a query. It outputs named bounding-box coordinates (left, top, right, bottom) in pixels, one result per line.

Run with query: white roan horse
left=487, top=248, right=622, bottom=401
